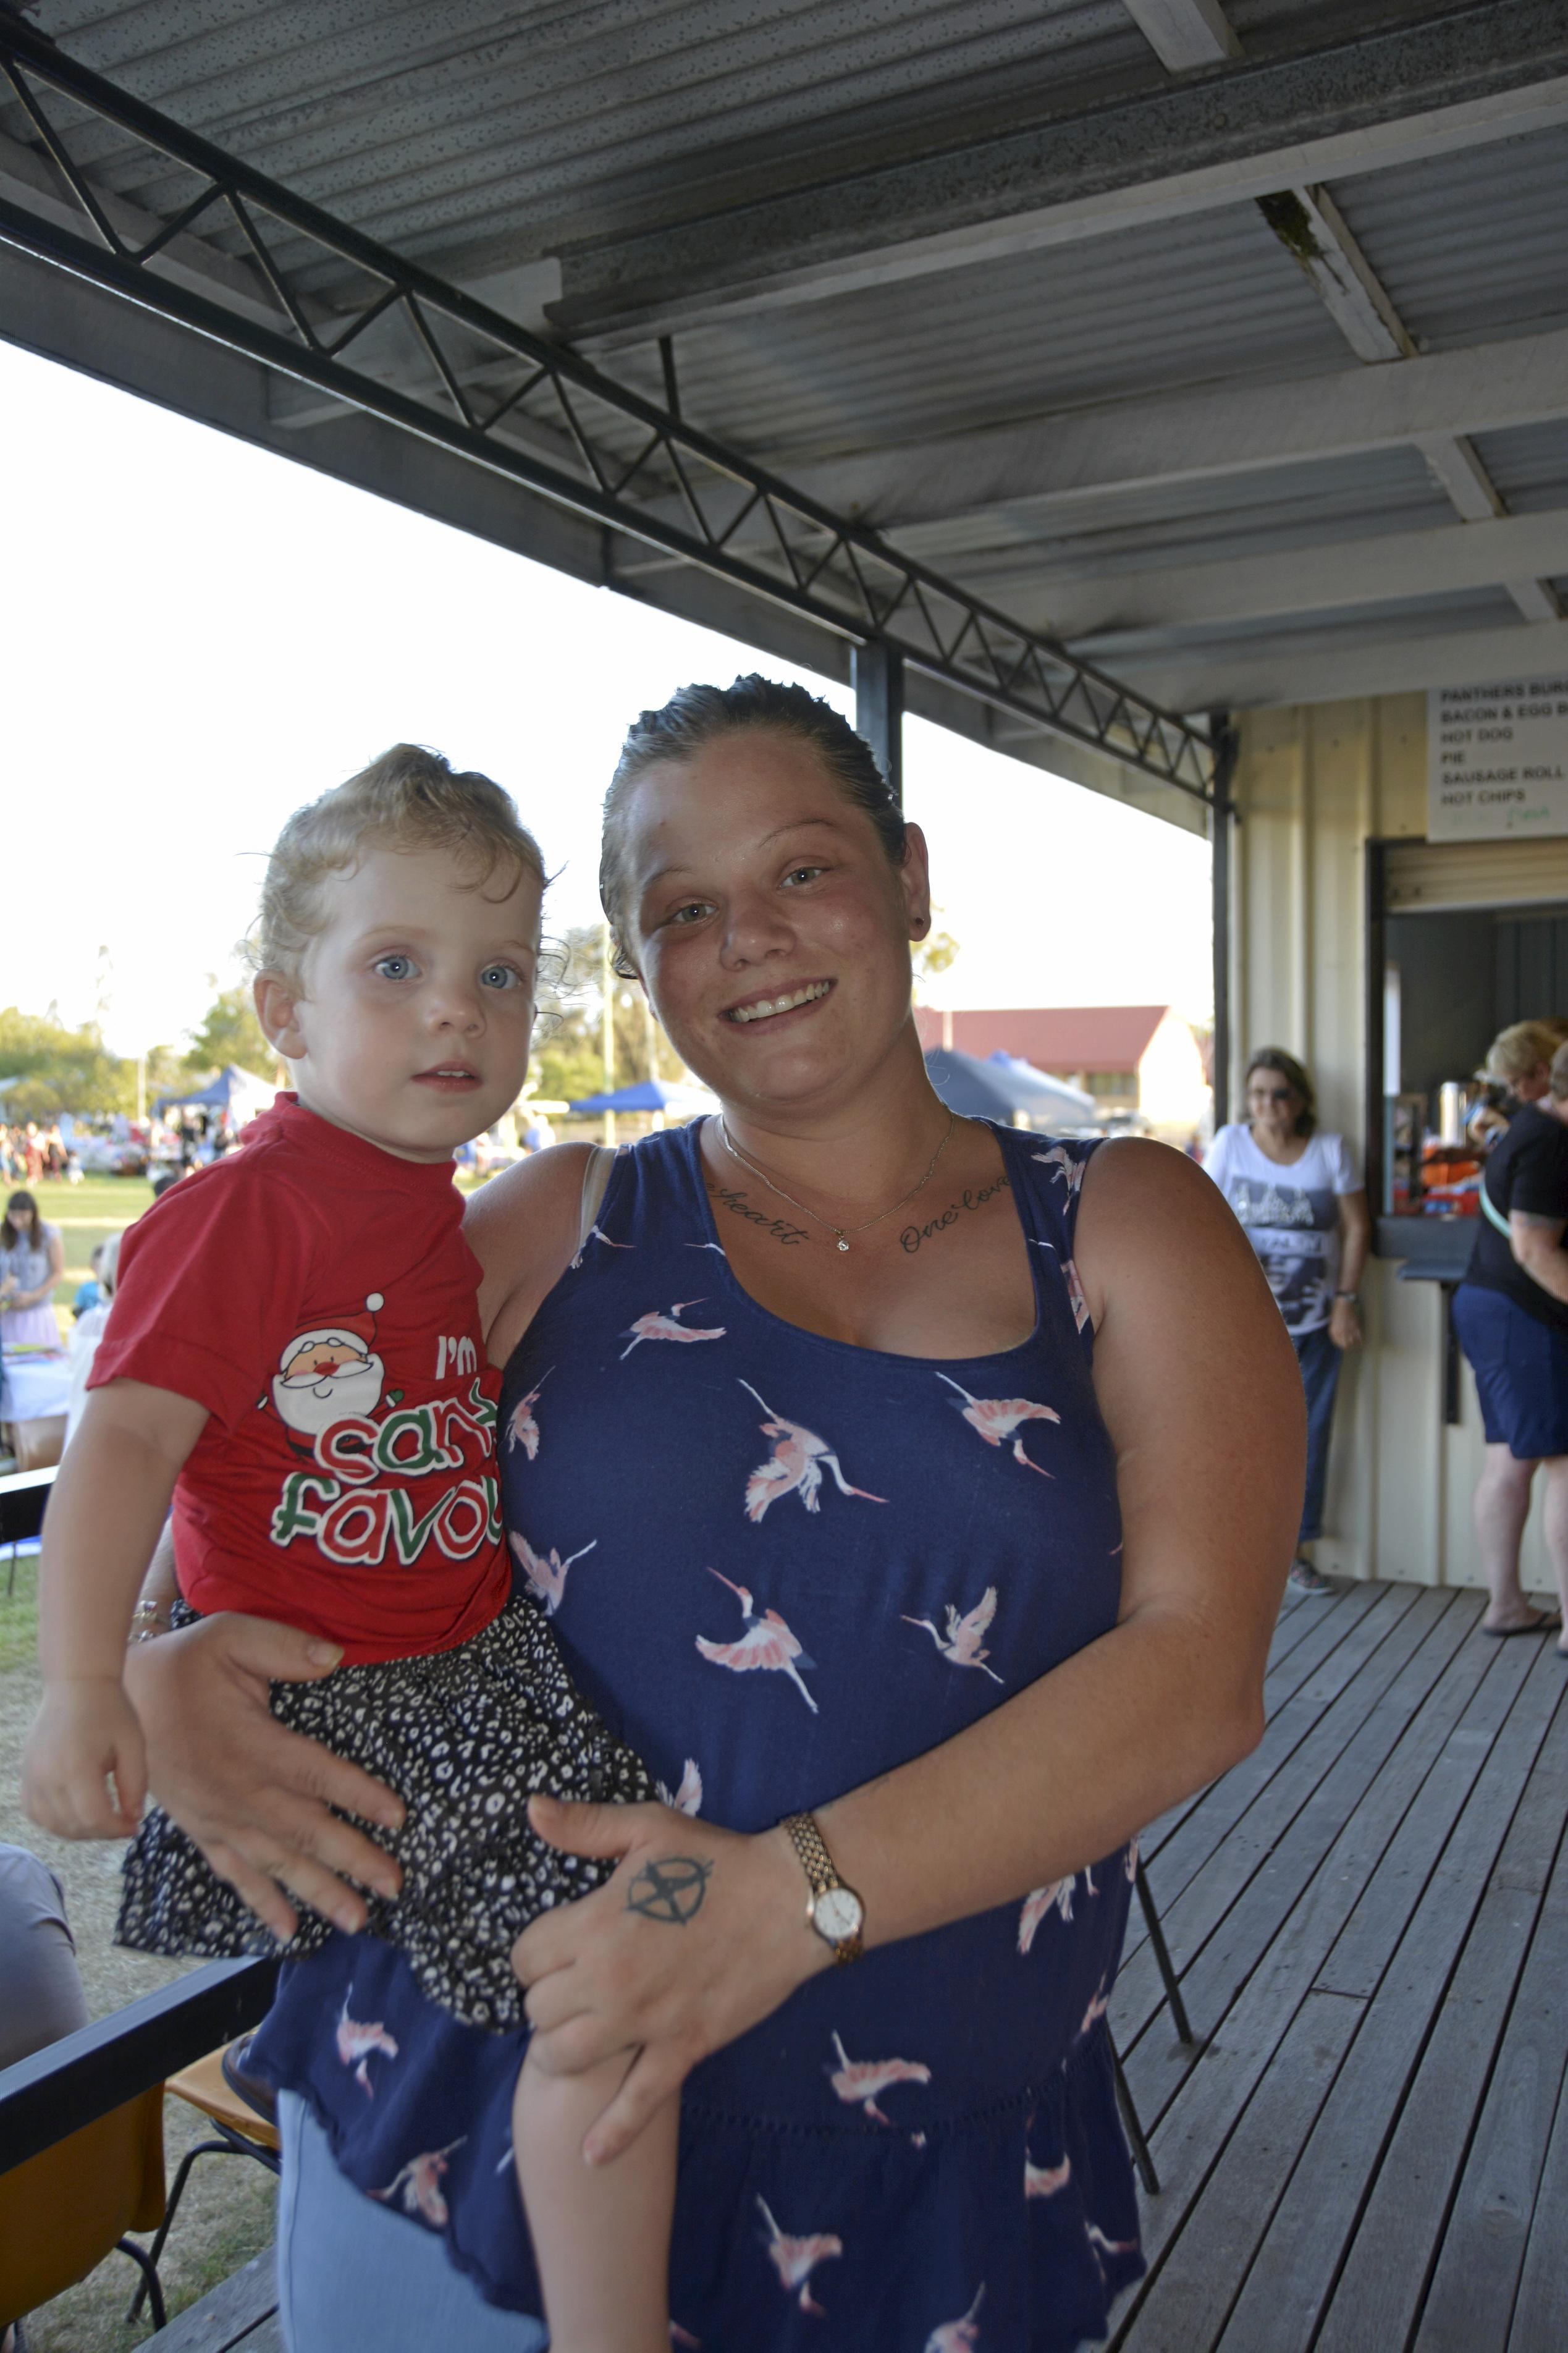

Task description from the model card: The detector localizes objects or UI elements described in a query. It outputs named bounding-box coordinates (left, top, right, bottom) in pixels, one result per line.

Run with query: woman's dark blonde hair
left=1246, top=1047, right=1317, bottom=1137
left=253, top=745, right=544, bottom=983
left=598, top=675, right=905, bottom=977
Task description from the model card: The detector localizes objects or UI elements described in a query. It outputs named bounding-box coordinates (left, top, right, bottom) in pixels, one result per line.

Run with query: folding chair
left=127, top=2038, right=280, bottom=2321
left=1108, top=1848, right=1196, bottom=2201
left=0, top=2086, right=166, bottom=2346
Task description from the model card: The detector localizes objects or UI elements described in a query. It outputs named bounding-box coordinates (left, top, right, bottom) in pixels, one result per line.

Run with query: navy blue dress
left=251, top=1121, right=1143, bottom=2349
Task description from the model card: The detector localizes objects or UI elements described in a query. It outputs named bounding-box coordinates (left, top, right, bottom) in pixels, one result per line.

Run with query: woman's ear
left=253, top=970, right=306, bottom=1063
left=899, top=821, right=934, bottom=939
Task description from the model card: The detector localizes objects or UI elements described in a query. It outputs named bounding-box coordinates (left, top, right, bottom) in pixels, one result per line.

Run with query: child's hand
left=22, top=1679, right=148, bottom=1839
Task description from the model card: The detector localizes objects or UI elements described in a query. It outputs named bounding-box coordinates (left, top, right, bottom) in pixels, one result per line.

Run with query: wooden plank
left=1507, top=2055, right=1568, bottom=2349
left=1412, top=1744, right=1568, bottom=2349
left=153, top=2250, right=278, bottom=2352
left=1108, top=1597, right=1509, bottom=2340
left=1211, top=1643, right=1564, bottom=2353
left=1115, top=1991, right=1365, bottom=2353
left=1315, top=1698, right=1568, bottom=2353
left=1115, top=1588, right=1460, bottom=2063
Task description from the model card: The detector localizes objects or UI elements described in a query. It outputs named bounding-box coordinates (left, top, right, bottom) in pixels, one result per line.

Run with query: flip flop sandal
left=1482, top=1612, right=1562, bottom=1638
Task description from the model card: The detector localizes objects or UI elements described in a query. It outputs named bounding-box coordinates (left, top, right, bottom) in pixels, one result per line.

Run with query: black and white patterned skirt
left=116, top=1593, right=655, bottom=2032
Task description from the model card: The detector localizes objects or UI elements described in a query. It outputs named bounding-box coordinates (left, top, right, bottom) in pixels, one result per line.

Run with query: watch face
left=814, top=1885, right=864, bottom=1943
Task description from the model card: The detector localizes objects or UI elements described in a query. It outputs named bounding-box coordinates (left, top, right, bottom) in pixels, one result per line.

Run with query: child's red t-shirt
left=91, top=1096, right=511, bottom=1664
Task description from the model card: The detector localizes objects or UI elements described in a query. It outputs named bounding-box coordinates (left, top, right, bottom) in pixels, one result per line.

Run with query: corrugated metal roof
left=1331, top=120, right=1568, bottom=354
left=7, top=0, right=1566, bottom=717
left=610, top=201, right=1349, bottom=462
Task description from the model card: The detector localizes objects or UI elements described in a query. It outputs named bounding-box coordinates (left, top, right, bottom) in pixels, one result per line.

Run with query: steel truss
left=0, top=16, right=1215, bottom=805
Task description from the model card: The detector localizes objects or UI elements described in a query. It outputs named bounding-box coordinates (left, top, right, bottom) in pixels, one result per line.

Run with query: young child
left=22, top=746, right=677, bottom=2353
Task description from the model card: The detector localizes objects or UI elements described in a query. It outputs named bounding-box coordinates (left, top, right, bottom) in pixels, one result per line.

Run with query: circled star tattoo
left=625, top=1854, right=714, bottom=1925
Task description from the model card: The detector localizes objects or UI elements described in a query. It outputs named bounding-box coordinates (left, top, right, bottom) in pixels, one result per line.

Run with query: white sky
left=1, top=339, right=1213, bottom=1058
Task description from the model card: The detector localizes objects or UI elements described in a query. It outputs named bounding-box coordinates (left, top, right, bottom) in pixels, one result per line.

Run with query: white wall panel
left=1231, top=693, right=1556, bottom=1596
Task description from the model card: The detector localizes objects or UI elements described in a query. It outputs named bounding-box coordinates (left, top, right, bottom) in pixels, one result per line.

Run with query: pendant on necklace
left=836, top=1237, right=849, bottom=1253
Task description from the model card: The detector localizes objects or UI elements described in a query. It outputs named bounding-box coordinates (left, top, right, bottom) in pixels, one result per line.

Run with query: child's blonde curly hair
left=253, top=744, right=544, bottom=982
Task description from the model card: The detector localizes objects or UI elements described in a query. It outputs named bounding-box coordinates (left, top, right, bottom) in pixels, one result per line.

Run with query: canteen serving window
left=1367, top=837, right=1568, bottom=1264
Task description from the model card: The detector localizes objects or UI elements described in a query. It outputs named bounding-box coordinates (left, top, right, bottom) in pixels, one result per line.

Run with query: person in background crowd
left=72, top=1243, right=105, bottom=1321
left=1205, top=1048, right=1370, bottom=1596
left=1452, top=1035, right=1568, bottom=1642
left=23, top=1125, right=43, bottom=1185
left=1467, top=1020, right=1568, bottom=1152
left=65, top=1231, right=120, bottom=1443
left=0, top=1191, right=65, bottom=1353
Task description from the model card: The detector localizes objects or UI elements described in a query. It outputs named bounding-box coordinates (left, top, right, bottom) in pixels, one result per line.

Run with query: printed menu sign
left=1429, top=676, right=1568, bottom=840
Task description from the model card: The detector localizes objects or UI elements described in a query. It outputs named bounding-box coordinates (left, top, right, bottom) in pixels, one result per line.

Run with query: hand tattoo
left=625, top=1854, right=714, bottom=1925
left=708, top=1183, right=810, bottom=1248
left=900, top=1173, right=1010, bottom=1254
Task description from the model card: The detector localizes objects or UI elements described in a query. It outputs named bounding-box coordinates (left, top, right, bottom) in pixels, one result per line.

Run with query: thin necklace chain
left=715, top=1110, right=958, bottom=1252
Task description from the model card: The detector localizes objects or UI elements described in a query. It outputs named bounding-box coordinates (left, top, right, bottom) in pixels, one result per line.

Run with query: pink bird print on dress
left=1034, top=1143, right=1087, bottom=1194
left=621, top=1299, right=727, bottom=1358
left=925, top=2284, right=985, bottom=2351
left=1026, top=2151, right=1072, bottom=2199
left=570, top=1224, right=633, bottom=1271
left=1029, top=1240, right=1090, bottom=1334
left=508, top=1530, right=596, bottom=1616
left=756, top=2195, right=843, bottom=2317
left=371, top=2139, right=465, bottom=2227
left=936, top=1373, right=1060, bottom=1475
left=738, top=1381, right=885, bottom=1521
left=903, top=1586, right=1004, bottom=1684
left=1017, top=1880, right=1075, bottom=1952
left=670, top=2327, right=702, bottom=2349
left=336, top=1992, right=399, bottom=2098
left=696, top=1570, right=817, bottom=1712
left=1086, top=2223, right=1140, bottom=2270
left=656, top=1757, right=704, bottom=1815
left=506, top=1371, right=550, bottom=1459
left=1079, top=1982, right=1110, bottom=2038
left=827, top=2031, right=932, bottom=2126
left=1124, top=1836, right=1140, bottom=1881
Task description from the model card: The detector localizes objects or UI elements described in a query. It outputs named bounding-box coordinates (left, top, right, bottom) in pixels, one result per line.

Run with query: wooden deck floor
left=1108, top=1576, right=1568, bottom=2353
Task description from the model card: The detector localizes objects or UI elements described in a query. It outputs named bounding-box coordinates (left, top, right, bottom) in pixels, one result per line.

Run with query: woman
left=1452, top=1034, right=1568, bottom=1642
left=0, top=1191, right=65, bottom=1353
left=125, top=679, right=1300, bottom=2351
left=1203, top=1050, right=1370, bottom=1597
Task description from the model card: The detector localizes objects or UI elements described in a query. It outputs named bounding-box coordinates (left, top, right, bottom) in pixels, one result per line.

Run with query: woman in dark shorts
left=1452, top=1036, right=1568, bottom=1643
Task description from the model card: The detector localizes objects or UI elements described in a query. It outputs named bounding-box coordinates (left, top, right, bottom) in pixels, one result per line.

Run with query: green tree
left=912, top=914, right=961, bottom=994
left=0, top=1005, right=135, bottom=1118
left=528, top=926, right=686, bottom=1105
left=182, top=981, right=274, bottom=1079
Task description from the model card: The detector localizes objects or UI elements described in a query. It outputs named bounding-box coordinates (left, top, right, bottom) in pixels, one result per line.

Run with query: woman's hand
left=123, top=1612, right=407, bottom=1941
left=514, top=1795, right=827, bottom=2165
left=1328, top=1296, right=1362, bottom=1350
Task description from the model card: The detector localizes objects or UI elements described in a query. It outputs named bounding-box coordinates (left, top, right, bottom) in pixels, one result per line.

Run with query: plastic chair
left=0, top=2085, right=166, bottom=2342
left=128, top=2038, right=280, bottom=2321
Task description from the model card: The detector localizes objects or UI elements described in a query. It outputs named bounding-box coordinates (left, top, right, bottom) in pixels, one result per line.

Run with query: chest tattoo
left=707, top=1183, right=810, bottom=1248
left=899, top=1172, right=1011, bottom=1254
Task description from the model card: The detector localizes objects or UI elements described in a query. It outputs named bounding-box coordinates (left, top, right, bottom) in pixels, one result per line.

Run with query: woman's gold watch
left=780, top=1812, right=864, bottom=1963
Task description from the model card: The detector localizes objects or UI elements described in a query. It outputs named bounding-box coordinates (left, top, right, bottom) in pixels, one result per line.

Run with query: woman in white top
left=1206, top=1049, right=1370, bottom=1594
left=0, top=1190, right=65, bottom=1354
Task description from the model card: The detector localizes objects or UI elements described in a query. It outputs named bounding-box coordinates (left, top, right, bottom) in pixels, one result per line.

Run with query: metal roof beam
left=1119, top=0, right=1240, bottom=76
left=753, top=322, right=1568, bottom=538
left=553, top=1, right=1568, bottom=342
left=0, top=14, right=1213, bottom=808
left=963, top=507, right=1568, bottom=638
left=1255, top=182, right=1562, bottom=622
left=1130, top=613, right=1568, bottom=711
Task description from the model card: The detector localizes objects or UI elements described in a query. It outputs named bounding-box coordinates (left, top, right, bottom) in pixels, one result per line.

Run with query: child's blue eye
left=480, top=964, right=523, bottom=991
left=374, top=954, right=414, bottom=981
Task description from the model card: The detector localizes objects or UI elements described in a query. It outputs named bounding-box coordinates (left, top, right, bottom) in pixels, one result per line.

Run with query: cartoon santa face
left=271, top=1293, right=386, bottom=1436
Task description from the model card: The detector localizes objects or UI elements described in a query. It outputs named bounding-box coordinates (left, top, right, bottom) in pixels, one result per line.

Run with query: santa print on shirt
left=91, top=1097, right=510, bottom=1665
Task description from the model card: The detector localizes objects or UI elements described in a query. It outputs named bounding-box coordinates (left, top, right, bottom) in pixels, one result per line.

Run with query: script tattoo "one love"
left=625, top=1854, right=714, bottom=1925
